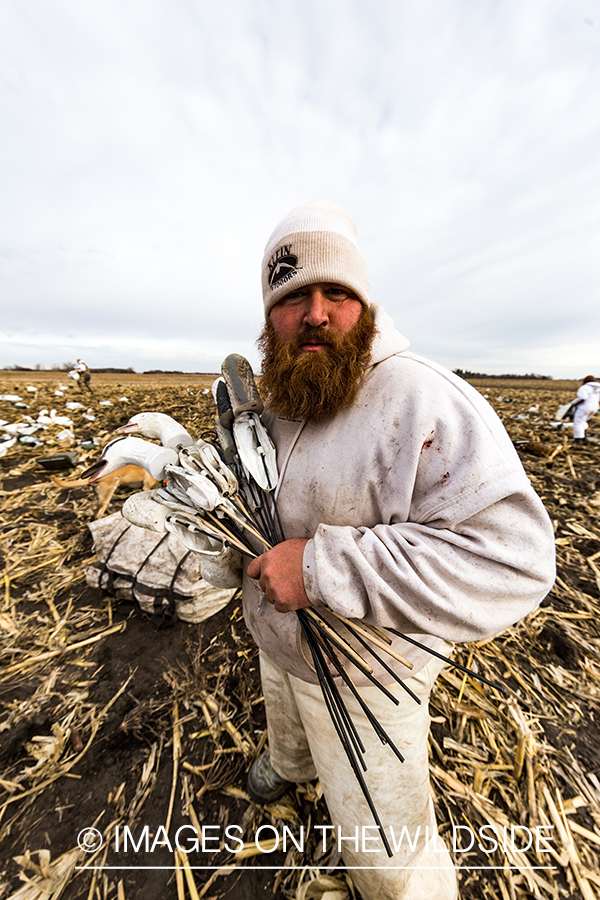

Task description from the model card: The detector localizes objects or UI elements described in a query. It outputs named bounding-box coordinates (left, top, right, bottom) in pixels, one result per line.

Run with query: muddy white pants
left=260, top=651, right=458, bottom=900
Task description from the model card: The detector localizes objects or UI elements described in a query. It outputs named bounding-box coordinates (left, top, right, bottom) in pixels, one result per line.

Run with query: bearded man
left=203, top=201, right=555, bottom=900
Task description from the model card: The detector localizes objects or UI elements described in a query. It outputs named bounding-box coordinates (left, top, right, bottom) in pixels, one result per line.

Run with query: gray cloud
left=1, top=0, right=599, bottom=375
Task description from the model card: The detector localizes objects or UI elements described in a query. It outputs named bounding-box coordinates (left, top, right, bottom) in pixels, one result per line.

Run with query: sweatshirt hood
left=369, top=302, right=410, bottom=365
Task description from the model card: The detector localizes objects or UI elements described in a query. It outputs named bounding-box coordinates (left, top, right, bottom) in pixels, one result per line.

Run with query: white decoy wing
left=164, top=519, right=224, bottom=555
left=179, top=440, right=238, bottom=496
left=163, top=464, right=222, bottom=511
left=232, top=412, right=278, bottom=491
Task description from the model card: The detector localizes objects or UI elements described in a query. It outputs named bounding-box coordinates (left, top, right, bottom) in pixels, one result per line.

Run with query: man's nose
left=303, top=290, right=329, bottom=327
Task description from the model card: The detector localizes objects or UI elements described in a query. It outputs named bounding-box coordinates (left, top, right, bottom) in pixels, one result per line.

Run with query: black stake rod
left=299, top=617, right=394, bottom=858
left=384, top=628, right=505, bottom=693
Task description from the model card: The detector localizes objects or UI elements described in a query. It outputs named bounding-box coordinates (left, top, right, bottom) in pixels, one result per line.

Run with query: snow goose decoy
left=81, top=436, right=178, bottom=483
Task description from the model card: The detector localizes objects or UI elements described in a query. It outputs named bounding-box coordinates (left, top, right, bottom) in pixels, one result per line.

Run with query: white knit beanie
left=261, top=199, right=370, bottom=316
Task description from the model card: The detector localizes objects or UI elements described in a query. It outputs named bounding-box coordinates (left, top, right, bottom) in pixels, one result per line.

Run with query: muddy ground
left=1, top=372, right=599, bottom=900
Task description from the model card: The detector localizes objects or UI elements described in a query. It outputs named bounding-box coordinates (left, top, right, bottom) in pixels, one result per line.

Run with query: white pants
left=260, top=651, right=458, bottom=900
left=573, top=402, right=597, bottom=439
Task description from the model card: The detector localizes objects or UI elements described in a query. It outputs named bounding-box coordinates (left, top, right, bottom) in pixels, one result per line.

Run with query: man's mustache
left=291, top=326, right=343, bottom=351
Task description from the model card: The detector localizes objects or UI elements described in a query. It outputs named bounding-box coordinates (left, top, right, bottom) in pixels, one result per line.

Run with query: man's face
left=269, top=282, right=364, bottom=350
left=257, top=282, right=376, bottom=422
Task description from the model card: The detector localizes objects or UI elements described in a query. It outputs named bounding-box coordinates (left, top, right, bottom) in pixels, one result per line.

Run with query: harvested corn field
left=1, top=371, right=600, bottom=900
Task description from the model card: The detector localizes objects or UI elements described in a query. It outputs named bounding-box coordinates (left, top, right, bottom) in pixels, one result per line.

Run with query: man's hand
left=247, top=538, right=311, bottom=613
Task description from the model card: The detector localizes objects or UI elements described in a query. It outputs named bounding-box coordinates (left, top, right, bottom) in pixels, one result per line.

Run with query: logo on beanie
left=268, top=245, right=302, bottom=289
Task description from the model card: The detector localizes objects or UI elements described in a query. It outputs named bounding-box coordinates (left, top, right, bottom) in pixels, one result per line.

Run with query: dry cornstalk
left=165, top=701, right=181, bottom=835
left=178, top=848, right=201, bottom=900
left=174, top=849, right=186, bottom=900
left=233, top=838, right=278, bottom=859
left=201, top=693, right=253, bottom=757
left=1, top=623, right=126, bottom=676
left=542, top=784, right=596, bottom=900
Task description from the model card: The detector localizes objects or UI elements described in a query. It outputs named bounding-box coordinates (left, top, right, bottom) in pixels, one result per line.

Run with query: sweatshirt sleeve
left=302, top=485, right=555, bottom=643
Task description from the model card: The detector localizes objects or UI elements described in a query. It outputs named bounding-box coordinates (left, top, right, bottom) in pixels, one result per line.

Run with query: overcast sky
left=1, top=0, right=599, bottom=378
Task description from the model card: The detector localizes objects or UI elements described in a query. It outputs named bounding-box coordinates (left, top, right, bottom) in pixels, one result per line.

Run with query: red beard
left=257, top=308, right=377, bottom=421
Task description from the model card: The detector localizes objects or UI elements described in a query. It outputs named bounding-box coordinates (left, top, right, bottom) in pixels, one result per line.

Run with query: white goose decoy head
left=116, top=412, right=195, bottom=450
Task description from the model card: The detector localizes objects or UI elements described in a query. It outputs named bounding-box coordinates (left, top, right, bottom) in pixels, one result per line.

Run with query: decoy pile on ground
left=1, top=370, right=600, bottom=900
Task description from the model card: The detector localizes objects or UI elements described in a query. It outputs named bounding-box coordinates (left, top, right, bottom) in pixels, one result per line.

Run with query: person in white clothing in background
left=570, top=375, right=600, bottom=444
left=68, top=358, right=93, bottom=393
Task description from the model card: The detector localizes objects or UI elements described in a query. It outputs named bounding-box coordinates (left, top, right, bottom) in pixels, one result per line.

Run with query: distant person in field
left=570, top=375, right=600, bottom=444
left=68, top=359, right=93, bottom=394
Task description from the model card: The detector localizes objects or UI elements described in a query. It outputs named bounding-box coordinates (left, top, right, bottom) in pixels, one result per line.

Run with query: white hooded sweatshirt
left=227, top=305, right=555, bottom=685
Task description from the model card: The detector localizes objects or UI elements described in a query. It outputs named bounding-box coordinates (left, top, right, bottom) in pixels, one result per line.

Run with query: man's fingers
left=245, top=541, right=310, bottom=612
left=247, top=556, right=262, bottom=579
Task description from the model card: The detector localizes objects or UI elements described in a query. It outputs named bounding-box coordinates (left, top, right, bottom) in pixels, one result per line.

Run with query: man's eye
left=281, top=292, right=305, bottom=304
left=327, top=289, right=349, bottom=301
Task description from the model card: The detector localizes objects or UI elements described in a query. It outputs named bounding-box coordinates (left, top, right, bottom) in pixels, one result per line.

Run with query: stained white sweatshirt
left=226, top=305, right=556, bottom=685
